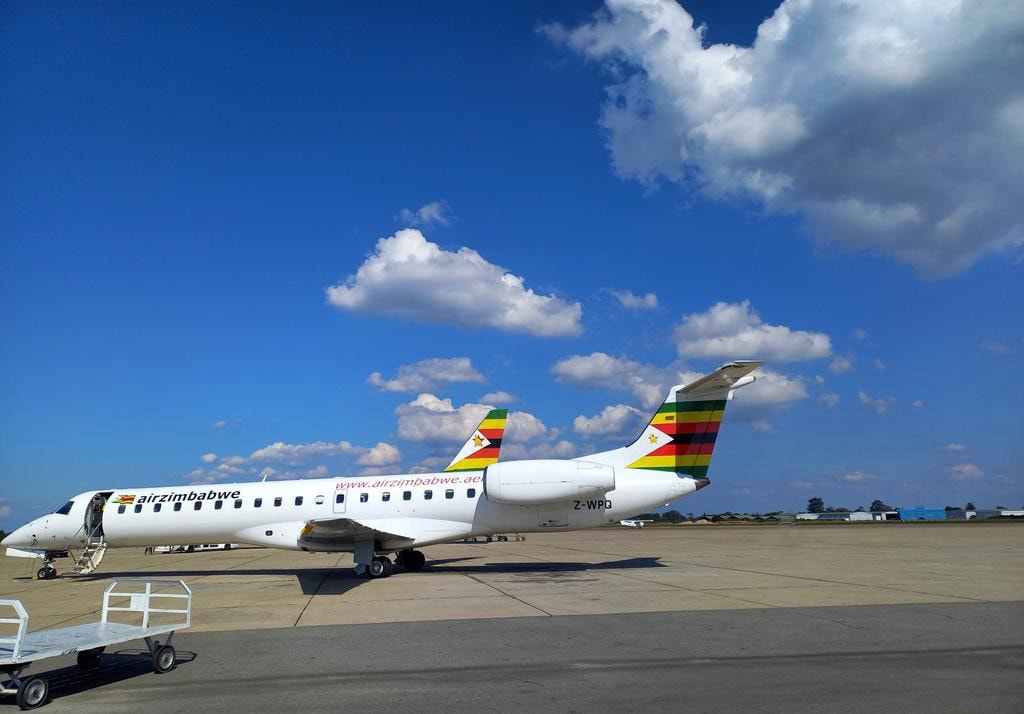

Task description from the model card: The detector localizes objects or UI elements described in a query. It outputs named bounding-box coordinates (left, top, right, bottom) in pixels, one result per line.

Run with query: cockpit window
left=54, top=501, right=74, bottom=516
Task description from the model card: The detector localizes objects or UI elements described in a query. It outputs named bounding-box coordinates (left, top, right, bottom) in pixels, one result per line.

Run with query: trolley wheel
left=77, top=647, right=103, bottom=670
left=152, top=645, right=176, bottom=674
left=16, top=675, right=49, bottom=710
left=186, top=545, right=195, bottom=553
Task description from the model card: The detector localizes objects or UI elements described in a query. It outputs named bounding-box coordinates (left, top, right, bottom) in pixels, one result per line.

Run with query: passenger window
left=118, top=505, right=126, bottom=514
left=360, top=493, right=369, bottom=503
left=382, top=492, right=391, bottom=502
left=274, top=497, right=282, bottom=507
left=55, top=501, right=74, bottom=515
left=174, top=502, right=182, bottom=512
left=445, top=489, right=454, bottom=499
left=295, top=496, right=303, bottom=506
left=315, top=495, right=324, bottom=505
left=424, top=490, right=433, bottom=500
left=215, top=500, right=223, bottom=510
left=467, top=488, right=476, bottom=498
left=154, top=503, right=162, bottom=513
left=194, top=502, right=202, bottom=511
left=255, top=498, right=263, bottom=508
left=335, top=493, right=345, bottom=504
left=134, top=504, right=142, bottom=513
left=403, top=491, right=412, bottom=501
left=235, top=499, right=243, bottom=509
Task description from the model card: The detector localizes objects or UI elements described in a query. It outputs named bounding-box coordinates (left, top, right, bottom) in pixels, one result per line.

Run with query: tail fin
left=606, top=361, right=762, bottom=477
left=444, top=408, right=508, bottom=472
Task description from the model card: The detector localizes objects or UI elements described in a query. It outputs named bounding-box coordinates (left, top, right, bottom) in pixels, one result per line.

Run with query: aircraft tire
left=382, top=558, right=394, bottom=577
left=404, top=550, right=426, bottom=571
left=367, top=558, right=387, bottom=578
left=16, top=675, right=49, bottom=710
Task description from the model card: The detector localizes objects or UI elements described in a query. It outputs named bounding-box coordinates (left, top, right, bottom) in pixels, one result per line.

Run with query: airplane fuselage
left=4, top=468, right=697, bottom=555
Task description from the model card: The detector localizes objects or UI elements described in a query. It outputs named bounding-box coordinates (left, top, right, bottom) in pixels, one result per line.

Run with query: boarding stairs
left=70, top=526, right=107, bottom=575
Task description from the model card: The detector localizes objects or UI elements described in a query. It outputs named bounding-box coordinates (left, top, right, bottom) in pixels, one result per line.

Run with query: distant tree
left=663, top=510, right=683, bottom=523
left=966, top=502, right=976, bottom=510
left=996, top=505, right=1007, bottom=510
left=855, top=506, right=865, bottom=512
left=687, top=513, right=694, bottom=521
left=0, top=530, right=6, bottom=543
left=944, top=506, right=959, bottom=511
left=807, top=497, right=825, bottom=514
left=870, top=499, right=893, bottom=512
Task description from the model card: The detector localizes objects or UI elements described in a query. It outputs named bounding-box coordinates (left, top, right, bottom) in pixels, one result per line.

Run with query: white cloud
left=983, top=341, right=1012, bottom=355
left=553, top=351, right=807, bottom=414
left=249, top=439, right=357, bottom=465
left=610, top=289, right=658, bottom=310
left=397, top=200, right=451, bottom=227
left=480, top=390, right=518, bottom=404
left=356, top=442, right=403, bottom=466
left=942, top=443, right=967, bottom=452
left=326, top=229, right=582, bottom=337
left=752, top=419, right=775, bottom=433
left=0, top=504, right=10, bottom=518
left=854, top=328, right=870, bottom=340
left=573, top=404, right=646, bottom=438
left=543, top=0, right=1024, bottom=276
left=858, top=390, right=896, bottom=414
left=911, top=399, right=924, bottom=408
left=368, top=357, right=484, bottom=393
left=503, top=440, right=580, bottom=460
left=872, top=358, right=888, bottom=372
left=949, top=463, right=984, bottom=481
left=838, top=471, right=876, bottom=483
left=819, top=392, right=840, bottom=408
left=790, top=479, right=815, bottom=490
left=674, top=301, right=831, bottom=362
left=200, top=453, right=218, bottom=463
left=212, top=420, right=227, bottom=429
left=395, top=393, right=546, bottom=444
left=830, top=355, right=856, bottom=374
left=552, top=352, right=671, bottom=408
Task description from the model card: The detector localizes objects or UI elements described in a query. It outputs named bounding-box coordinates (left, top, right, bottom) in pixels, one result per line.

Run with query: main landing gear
left=359, top=549, right=427, bottom=579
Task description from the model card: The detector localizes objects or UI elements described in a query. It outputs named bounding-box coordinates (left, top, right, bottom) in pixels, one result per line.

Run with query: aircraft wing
left=298, top=517, right=471, bottom=550
left=299, top=517, right=417, bottom=550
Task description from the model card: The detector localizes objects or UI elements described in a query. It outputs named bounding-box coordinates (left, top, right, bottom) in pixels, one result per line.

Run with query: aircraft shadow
left=0, top=649, right=197, bottom=708
left=71, top=557, right=662, bottom=595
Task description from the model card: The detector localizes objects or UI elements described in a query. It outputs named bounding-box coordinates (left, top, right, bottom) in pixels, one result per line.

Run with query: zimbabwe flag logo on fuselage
left=113, top=494, right=136, bottom=505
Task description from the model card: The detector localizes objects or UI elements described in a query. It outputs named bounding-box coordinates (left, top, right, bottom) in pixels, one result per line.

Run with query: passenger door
left=333, top=489, right=348, bottom=514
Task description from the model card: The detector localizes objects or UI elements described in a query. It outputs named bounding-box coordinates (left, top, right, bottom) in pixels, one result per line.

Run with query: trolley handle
left=0, top=599, right=29, bottom=660
left=101, top=579, right=192, bottom=629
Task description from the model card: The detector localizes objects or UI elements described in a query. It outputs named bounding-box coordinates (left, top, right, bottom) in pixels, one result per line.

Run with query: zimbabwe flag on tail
left=444, top=409, right=508, bottom=472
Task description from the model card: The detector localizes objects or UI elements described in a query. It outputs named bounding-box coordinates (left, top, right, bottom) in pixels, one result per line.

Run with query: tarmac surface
left=2, top=523, right=1022, bottom=711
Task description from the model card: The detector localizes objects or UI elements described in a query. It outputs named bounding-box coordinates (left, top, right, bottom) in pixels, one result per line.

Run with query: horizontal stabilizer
left=682, top=361, right=763, bottom=400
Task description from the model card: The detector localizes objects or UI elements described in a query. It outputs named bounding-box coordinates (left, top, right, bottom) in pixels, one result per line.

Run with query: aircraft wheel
left=152, top=645, right=176, bottom=674
left=367, top=558, right=387, bottom=578
left=16, top=675, right=49, bottom=710
left=382, top=558, right=394, bottom=577
left=36, top=566, right=56, bottom=580
left=404, top=550, right=426, bottom=571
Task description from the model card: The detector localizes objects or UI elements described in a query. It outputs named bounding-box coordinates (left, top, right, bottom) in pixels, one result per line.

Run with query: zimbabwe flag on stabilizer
left=444, top=409, right=507, bottom=472
left=626, top=399, right=727, bottom=477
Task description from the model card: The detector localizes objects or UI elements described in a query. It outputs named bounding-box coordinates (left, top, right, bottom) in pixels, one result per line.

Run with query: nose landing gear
left=36, top=555, right=59, bottom=580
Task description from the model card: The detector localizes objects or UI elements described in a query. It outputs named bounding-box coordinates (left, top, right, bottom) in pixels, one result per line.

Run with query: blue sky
left=1, top=0, right=1021, bottom=529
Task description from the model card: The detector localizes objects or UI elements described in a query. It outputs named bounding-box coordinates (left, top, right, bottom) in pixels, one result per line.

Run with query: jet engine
left=483, top=460, right=615, bottom=506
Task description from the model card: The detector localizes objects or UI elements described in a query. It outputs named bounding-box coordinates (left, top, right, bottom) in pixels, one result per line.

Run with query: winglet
left=444, top=408, right=508, bottom=472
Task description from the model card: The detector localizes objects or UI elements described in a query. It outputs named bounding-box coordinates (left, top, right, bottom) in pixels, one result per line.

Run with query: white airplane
left=2, top=361, right=760, bottom=580
left=619, top=519, right=654, bottom=528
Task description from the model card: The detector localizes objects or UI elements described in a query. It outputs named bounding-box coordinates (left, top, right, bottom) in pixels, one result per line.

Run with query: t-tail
left=586, top=361, right=762, bottom=481
left=444, top=408, right=508, bottom=472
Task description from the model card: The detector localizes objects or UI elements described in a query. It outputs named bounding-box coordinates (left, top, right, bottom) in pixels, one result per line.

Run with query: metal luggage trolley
left=0, top=579, right=192, bottom=710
